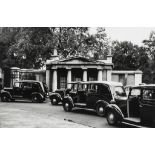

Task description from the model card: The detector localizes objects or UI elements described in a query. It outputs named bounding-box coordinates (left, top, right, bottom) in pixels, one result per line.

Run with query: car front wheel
left=50, top=96, right=60, bottom=105
left=63, top=100, right=73, bottom=112
left=96, top=104, right=105, bottom=117
left=32, top=94, right=42, bottom=103
left=107, top=111, right=118, bottom=125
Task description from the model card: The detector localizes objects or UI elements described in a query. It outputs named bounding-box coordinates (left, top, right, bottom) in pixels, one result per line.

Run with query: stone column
left=52, top=69, right=57, bottom=92
left=67, top=68, right=72, bottom=88
left=83, top=69, right=87, bottom=82
left=102, top=70, right=107, bottom=81
left=36, top=74, right=40, bottom=81
left=46, top=69, right=51, bottom=90
left=98, top=69, right=103, bottom=81
left=135, top=72, right=142, bottom=85
left=107, top=70, right=112, bottom=82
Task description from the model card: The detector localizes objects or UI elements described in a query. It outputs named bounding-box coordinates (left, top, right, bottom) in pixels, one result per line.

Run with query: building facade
left=111, top=70, right=142, bottom=86
left=46, top=55, right=113, bottom=91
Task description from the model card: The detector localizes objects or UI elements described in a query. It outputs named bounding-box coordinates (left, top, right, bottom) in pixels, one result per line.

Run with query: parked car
left=106, top=84, right=155, bottom=127
left=62, top=81, right=127, bottom=117
left=49, top=82, right=79, bottom=105
left=0, top=80, right=48, bottom=103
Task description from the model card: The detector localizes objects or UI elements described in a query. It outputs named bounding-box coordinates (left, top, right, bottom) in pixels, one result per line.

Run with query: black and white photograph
left=1, top=0, right=155, bottom=155
left=1, top=27, right=155, bottom=128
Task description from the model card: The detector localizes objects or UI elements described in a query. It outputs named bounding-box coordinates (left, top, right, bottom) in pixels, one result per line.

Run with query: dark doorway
left=87, top=68, right=97, bottom=81
left=72, top=68, right=83, bottom=81
left=57, top=68, right=67, bottom=89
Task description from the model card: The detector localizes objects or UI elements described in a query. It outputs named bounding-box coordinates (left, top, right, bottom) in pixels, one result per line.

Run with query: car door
left=140, top=88, right=155, bottom=125
left=128, top=88, right=141, bottom=117
left=13, top=82, right=22, bottom=97
left=76, top=84, right=86, bottom=103
left=22, top=82, right=33, bottom=98
left=86, top=84, right=100, bottom=108
left=69, top=83, right=78, bottom=103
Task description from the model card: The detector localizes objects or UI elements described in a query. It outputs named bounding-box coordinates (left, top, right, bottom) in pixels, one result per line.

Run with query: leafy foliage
left=112, top=41, right=149, bottom=70
left=3, top=27, right=110, bottom=68
left=142, top=31, right=155, bottom=83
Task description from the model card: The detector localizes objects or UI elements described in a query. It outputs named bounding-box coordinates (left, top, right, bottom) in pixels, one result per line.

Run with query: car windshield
left=114, top=86, right=126, bottom=97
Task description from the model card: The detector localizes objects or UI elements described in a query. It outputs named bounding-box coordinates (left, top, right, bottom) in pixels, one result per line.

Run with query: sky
left=90, top=27, right=155, bottom=45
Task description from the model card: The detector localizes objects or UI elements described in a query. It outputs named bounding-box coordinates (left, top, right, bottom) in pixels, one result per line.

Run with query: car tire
left=96, top=104, right=106, bottom=117
left=63, top=100, right=73, bottom=112
left=32, top=94, right=41, bottom=103
left=1, top=94, right=10, bottom=102
left=50, top=96, right=60, bottom=105
left=107, top=110, right=118, bottom=125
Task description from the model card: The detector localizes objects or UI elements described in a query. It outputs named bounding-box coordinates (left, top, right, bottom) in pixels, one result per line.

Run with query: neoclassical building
left=46, top=54, right=113, bottom=91
left=0, top=51, right=142, bottom=90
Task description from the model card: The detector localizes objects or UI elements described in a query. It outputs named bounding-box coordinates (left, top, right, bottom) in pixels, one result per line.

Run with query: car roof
left=131, top=84, right=155, bottom=89
left=68, top=81, right=123, bottom=86
left=14, top=80, right=42, bottom=84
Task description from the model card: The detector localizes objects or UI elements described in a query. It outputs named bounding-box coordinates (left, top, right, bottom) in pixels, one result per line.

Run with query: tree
left=112, top=41, right=149, bottom=70
left=7, top=27, right=110, bottom=68
left=112, top=40, right=150, bottom=83
left=0, top=27, right=20, bottom=68
left=90, top=27, right=110, bottom=60
left=143, top=31, right=155, bottom=83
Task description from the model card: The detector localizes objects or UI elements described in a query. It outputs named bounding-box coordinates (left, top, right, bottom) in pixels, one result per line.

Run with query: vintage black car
left=106, top=85, right=155, bottom=127
left=61, top=81, right=127, bottom=117
left=49, top=82, right=79, bottom=105
left=0, top=80, right=48, bottom=103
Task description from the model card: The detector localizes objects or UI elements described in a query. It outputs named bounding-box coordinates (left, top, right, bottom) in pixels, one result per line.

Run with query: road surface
left=0, top=99, right=115, bottom=128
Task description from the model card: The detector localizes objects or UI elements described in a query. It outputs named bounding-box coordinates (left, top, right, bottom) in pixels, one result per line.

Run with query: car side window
left=71, top=84, right=78, bottom=91
left=14, top=82, right=20, bottom=88
left=78, top=84, right=83, bottom=91
left=32, top=83, right=40, bottom=91
left=88, top=84, right=97, bottom=93
left=97, top=84, right=111, bottom=95
left=143, top=89, right=155, bottom=100
left=130, top=88, right=141, bottom=96
left=22, top=83, right=32, bottom=89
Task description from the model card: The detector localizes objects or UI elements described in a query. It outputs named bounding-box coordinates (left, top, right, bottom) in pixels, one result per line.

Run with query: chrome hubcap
left=99, top=107, right=104, bottom=113
left=65, top=103, right=69, bottom=110
left=53, top=99, right=56, bottom=103
left=108, top=113, right=115, bottom=123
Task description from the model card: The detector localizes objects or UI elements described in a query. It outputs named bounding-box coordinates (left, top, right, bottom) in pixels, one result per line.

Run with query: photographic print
left=0, top=27, right=155, bottom=128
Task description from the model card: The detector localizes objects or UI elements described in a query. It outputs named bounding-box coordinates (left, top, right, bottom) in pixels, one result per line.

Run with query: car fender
left=31, top=92, right=44, bottom=100
left=1, top=90, right=12, bottom=99
left=63, top=96, right=74, bottom=107
left=105, top=104, right=124, bottom=120
left=95, top=100, right=109, bottom=109
left=49, top=93, right=62, bottom=102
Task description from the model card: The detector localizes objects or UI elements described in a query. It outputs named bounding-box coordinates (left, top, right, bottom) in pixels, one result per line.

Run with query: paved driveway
left=0, top=100, right=113, bottom=128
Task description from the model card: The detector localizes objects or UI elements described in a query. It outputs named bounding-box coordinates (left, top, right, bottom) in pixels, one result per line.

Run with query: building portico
left=46, top=56, right=113, bottom=91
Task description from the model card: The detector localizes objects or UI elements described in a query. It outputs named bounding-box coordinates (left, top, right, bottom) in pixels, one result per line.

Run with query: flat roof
left=14, top=80, right=42, bottom=83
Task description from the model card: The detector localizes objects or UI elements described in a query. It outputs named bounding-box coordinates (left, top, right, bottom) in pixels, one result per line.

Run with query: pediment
left=59, top=56, right=93, bottom=63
